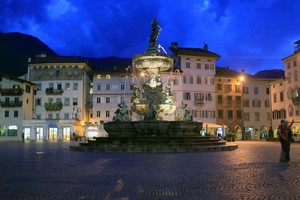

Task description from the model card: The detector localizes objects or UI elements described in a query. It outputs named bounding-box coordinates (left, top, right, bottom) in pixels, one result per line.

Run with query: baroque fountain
left=70, top=19, right=237, bottom=152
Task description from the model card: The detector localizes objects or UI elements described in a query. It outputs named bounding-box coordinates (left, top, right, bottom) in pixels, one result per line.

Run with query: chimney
left=171, top=42, right=178, bottom=49
left=203, top=43, right=208, bottom=51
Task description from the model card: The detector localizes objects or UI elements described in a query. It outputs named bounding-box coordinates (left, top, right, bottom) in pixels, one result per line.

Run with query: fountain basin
left=104, top=121, right=202, bottom=137
left=133, top=54, right=174, bottom=73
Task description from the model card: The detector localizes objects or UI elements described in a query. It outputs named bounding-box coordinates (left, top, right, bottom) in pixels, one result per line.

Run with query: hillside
left=0, top=32, right=58, bottom=76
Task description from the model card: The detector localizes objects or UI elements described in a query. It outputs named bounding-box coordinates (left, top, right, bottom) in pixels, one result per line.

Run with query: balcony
left=195, top=99, right=204, bottom=107
left=0, top=88, right=23, bottom=96
left=292, top=88, right=300, bottom=105
left=44, top=102, right=63, bottom=111
left=0, top=101, right=22, bottom=107
left=45, top=88, right=64, bottom=95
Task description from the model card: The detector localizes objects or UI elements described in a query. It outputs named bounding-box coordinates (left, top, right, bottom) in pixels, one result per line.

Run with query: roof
left=169, top=47, right=220, bottom=59
left=29, top=55, right=91, bottom=65
left=0, top=72, right=36, bottom=86
left=215, top=67, right=245, bottom=77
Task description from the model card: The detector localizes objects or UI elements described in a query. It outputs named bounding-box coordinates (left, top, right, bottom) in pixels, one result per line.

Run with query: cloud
left=0, top=0, right=300, bottom=74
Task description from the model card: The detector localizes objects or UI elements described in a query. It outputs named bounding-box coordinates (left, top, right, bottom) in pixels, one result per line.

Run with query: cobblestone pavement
left=1, top=141, right=300, bottom=200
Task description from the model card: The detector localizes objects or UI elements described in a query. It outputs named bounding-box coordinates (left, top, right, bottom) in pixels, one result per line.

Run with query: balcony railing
left=0, top=101, right=22, bottom=107
left=195, top=99, right=204, bottom=106
left=45, top=88, right=64, bottom=95
left=0, top=88, right=23, bottom=96
left=44, top=102, right=63, bottom=111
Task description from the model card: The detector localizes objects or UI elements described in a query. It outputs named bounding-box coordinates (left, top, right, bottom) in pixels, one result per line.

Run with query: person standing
left=278, top=120, right=289, bottom=162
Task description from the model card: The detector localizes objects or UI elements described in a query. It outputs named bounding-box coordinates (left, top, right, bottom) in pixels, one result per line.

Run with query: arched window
left=288, top=104, right=294, bottom=117
left=294, top=70, right=298, bottom=82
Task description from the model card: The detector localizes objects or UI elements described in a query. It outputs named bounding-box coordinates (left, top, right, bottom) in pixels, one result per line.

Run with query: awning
left=203, top=123, right=228, bottom=129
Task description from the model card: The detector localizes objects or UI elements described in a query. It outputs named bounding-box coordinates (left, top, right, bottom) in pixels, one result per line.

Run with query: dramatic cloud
left=0, top=0, right=299, bottom=74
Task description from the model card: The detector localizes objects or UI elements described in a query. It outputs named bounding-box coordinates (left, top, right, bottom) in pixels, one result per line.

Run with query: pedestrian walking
left=278, top=119, right=291, bottom=162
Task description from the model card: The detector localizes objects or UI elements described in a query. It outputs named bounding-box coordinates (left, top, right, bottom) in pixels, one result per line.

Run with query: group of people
left=277, top=119, right=294, bottom=162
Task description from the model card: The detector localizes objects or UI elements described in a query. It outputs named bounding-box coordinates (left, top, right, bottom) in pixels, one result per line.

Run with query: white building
left=92, top=65, right=134, bottom=136
left=270, top=40, right=300, bottom=135
left=0, top=73, right=36, bottom=141
left=23, top=53, right=93, bottom=141
left=243, top=76, right=273, bottom=140
left=169, top=42, right=220, bottom=126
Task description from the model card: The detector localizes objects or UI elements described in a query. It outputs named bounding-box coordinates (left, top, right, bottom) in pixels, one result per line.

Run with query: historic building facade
left=169, top=42, right=220, bottom=130
left=0, top=73, right=36, bottom=141
left=22, top=53, right=93, bottom=141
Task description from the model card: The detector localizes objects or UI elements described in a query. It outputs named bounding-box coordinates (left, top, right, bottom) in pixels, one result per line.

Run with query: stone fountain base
left=70, top=121, right=238, bottom=152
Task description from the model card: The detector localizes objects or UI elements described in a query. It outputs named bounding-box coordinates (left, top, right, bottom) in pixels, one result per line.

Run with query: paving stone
left=0, top=141, right=300, bottom=199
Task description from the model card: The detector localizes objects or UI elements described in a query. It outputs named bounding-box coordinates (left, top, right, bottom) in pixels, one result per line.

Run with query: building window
left=97, top=85, right=101, bottom=90
left=236, top=96, right=242, bottom=104
left=173, top=79, right=179, bottom=85
left=218, top=110, right=223, bottom=119
left=106, top=97, right=110, bottom=103
left=65, top=83, right=70, bottom=90
left=97, top=75, right=101, bottom=79
left=228, top=110, right=233, bottom=119
left=97, top=98, right=101, bottom=103
left=217, top=84, right=222, bottom=90
left=106, top=111, right=110, bottom=117
left=255, top=113, right=260, bottom=121
left=73, top=83, right=78, bottom=90
left=5, top=111, right=9, bottom=117
left=184, top=92, right=191, bottom=100
left=243, top=86, right=249, bottom=94
left=25, top=85, right=30, bottom=93
left=189, top=76, right=193, bottom=84
left=48, top=113, right=53, bottom=119
left=96, top=111, right=101, bottom=117
left=36, top=98, right=41, bottom=106
left=254, top=87, right=259, bottom=94
left=55, top=69, right=60, bottom=77
left=64, top=98, right=70, bottom=106
left=205, top=64, right=209, bottom=70
left=183, top=75, right=187, bottom=84
left=196, top=63, right=201, bottom=69
left=106, top=85, right=110, bottom=90
left=224, top=84, right=232, bottom=92
left=67, top=69, right=72, bottom=76
left=217, top=95, right=223, bottom=104
left=121, top=84, right=125, bottom=90
left=236, top=110, right=242, bottom=119
left=64, top=113, right=69, bottom=119
left=205, top=76, right=214, bottom=85
left=57, top=83, right=62, bottom=90
left=266, top=87, right=270, bottom=95
left=186, top=62, right=190, bottom=68
left=73, top=98, right=78, bottom=106
left=197, top=77, right=201, bottom=84
left=49, top=83, right=54, bottom=89
left=280, top=92, right=284, bottom=102
left=205, top=93, right=212, bottom=101
left=235, top=85, right=241, bottom=93
left=227, top=96, right=232, bottom=104
left=106, top=75, right=111, bottom=79
left=252, top=99, right=261, bottom=107
left=244, top=113, right=250, bottom=121
left=121, top=96, right=125, bottom=103
left=294, top=70, right=298, bottom=82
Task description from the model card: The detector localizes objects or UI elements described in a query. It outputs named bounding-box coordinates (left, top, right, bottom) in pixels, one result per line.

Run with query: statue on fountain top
left=147, top=18, right=162, bottom=53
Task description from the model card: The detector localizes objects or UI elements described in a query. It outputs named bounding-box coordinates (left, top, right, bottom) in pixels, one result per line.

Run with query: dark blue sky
left=1, top=0, right=300, bottom=74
